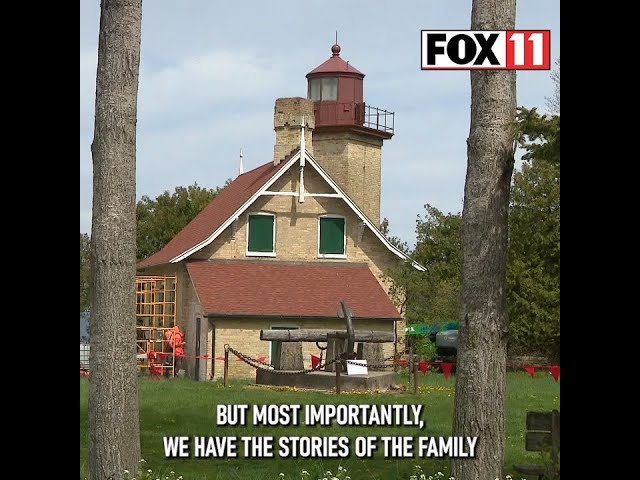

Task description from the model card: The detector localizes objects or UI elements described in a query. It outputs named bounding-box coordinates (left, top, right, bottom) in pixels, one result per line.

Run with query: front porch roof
left=186, top=260, right=402, bottom=320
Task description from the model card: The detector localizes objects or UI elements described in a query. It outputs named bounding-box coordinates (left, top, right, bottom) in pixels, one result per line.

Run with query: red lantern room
left=306, top=43, right=394, bottom=137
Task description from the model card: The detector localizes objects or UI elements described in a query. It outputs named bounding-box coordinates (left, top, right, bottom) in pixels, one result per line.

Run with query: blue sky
left=80, top=1, right=560, bottom=248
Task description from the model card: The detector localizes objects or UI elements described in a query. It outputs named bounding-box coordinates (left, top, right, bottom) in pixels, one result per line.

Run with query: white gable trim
left=170, top=149, right=425, bottom=271
left=303, top=153, right=426, bottom=271
left=170, top=153, right=302, bottom=263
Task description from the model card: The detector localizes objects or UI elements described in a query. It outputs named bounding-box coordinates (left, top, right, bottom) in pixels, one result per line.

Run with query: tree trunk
left=89, top=1, right=142, bottom=479
left=451, top=1, right=516, bottom=479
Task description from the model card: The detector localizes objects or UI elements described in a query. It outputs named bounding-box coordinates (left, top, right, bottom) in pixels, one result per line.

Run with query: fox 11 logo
left=421, top=30, right=550, bottom=70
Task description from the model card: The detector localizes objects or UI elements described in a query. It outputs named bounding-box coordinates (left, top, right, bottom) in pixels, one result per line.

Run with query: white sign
left=347, top=359, right=368, bottom=375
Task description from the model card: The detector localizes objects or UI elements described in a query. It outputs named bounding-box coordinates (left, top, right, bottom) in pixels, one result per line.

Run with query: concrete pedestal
left=256, top=369, right=397, bottom=392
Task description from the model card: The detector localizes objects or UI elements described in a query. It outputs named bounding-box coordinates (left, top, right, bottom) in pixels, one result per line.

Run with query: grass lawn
left=80, top=371, right=559, bottom=480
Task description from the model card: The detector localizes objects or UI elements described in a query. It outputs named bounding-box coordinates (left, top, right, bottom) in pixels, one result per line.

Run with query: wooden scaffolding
left=135, top=275, right=177, bottom=376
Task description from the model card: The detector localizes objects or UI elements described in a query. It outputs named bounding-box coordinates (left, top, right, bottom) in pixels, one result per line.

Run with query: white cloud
left=136, top=109, right=275, bottom=193
left=79, top=0, right=560, bottom=242
left=138, top=49, right=287, bottom=121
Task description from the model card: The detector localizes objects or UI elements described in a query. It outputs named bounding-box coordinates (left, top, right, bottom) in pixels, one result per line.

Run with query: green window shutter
left=248, top=215, right=274, bottom=252
left=319, top=217, right=345, bottom=254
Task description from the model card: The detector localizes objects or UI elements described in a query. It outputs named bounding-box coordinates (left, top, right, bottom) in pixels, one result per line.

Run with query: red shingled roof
left=186, top=261, right=401, bottom=319
left=137, top=158, right=290, bottom=269
left=307, top=55, right=364, bottom=76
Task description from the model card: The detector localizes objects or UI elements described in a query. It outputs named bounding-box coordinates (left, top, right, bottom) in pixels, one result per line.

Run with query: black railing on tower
left=363, top=103, right=394, bottom=134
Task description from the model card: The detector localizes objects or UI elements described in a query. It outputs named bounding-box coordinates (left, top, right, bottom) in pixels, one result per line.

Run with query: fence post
left=194, top=317, right=201, bottom=381
left=408, top=344, right=413, bottom=385
left=224, top=347, right=229, bottom=388
left=335, top=359, right=342, bottom=395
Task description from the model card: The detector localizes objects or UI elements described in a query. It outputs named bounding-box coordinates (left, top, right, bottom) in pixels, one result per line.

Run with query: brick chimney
left=273, top=97, right=314, bottom=165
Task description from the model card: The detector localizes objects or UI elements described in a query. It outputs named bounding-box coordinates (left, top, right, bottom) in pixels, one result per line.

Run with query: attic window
left=247, top=213, right=275, bottom=257
left=319, top=215, right=346, bottom=258
left=308, top=78, right=338, bottom=101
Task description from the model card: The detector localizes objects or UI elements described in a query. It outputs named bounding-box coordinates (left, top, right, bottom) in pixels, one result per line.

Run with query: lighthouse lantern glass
left=308, top=77, right=337, bottom=101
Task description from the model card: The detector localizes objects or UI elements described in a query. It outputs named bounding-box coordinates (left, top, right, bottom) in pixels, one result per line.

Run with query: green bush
left=413, top=336, right=437, bottom=361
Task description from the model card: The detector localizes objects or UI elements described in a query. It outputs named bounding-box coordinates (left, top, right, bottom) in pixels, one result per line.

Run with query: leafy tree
left=389, top=131, right=560, bottom=362
left=508, top=158, right=560, bottom=358
left=89, top=0, right=142, bottom=477
left=516, top=106, right=560, bottom=164
left=136, top=182, right=227, bottom=260
left=387, top=206, right=462, bottom=324
left=379, top=217, right=409, bottom=254
left=80, top=233, right=91, bottom=312
left=452, top=1, right=517, bottom=477
left=413, top=205, right=462, bottom=324
left=509, top=71, right=561, bottom=359
left=384, top=208, right=461, bottom=360
left=387, top=59, right=560, bottom=374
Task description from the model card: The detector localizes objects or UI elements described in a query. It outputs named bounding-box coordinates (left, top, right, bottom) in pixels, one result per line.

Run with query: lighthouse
left=272, top=42, right=394, bottom=226
left=307, top=42, right=394, bottom=227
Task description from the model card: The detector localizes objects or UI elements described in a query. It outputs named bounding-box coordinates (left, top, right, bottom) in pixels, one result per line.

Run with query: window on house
left=247, top=213, right=275, bottom=256
left=319, top=216, right=346, bottom=257
left=308, top=77, right=338, bottom=101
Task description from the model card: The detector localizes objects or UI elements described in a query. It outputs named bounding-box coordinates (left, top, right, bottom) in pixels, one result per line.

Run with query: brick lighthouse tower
left=307, top=42, right=394, bottom=227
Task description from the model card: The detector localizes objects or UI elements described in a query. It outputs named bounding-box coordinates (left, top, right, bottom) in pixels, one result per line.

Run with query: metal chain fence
left=225, top=345, right=401, bottom=375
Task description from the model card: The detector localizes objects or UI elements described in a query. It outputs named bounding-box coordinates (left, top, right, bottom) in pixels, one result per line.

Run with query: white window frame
left=318, top=214, right=347, bottom=259
left=246, top=212, right=276, bottom=257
